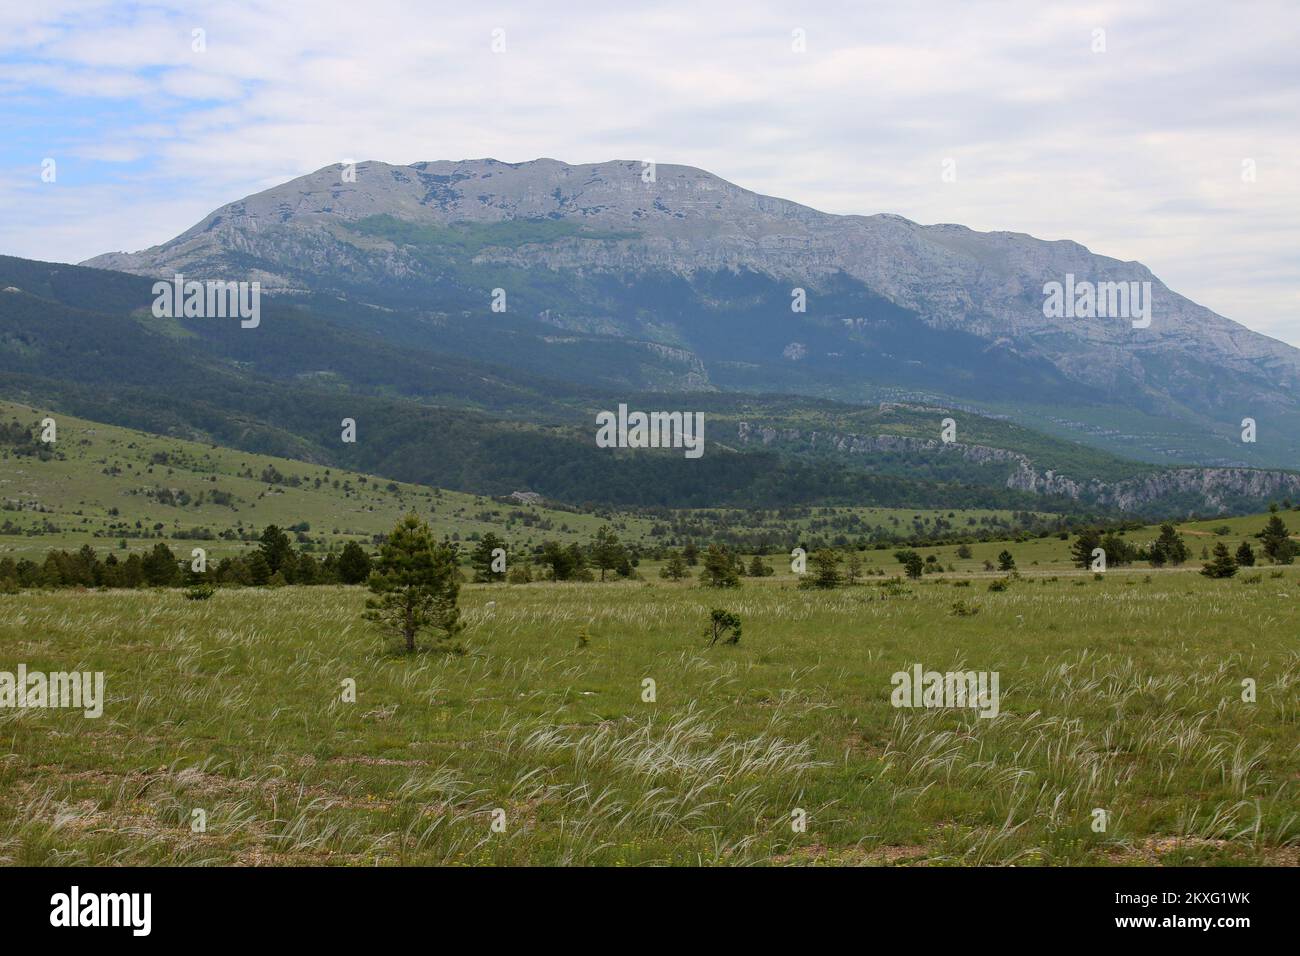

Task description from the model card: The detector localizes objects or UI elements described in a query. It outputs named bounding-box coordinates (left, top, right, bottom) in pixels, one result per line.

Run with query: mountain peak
left=79, top=157, right=1300, bottom=445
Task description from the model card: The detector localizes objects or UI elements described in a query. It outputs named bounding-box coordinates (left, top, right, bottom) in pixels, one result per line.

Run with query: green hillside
left=0, top=399, right=645, bottom=562
left=4, top=398, right=1298, bottom=579
left=0, top=400, right=1059, bottom=565
left=6, top=255, right=1293, bottom=518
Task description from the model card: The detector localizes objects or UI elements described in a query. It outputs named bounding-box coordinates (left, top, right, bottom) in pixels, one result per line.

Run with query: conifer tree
left=365, top=514, right=462, bottom=653
left=1200, top=541, right=1239, bottom=579
left=471, top=532, right=506, bottom=583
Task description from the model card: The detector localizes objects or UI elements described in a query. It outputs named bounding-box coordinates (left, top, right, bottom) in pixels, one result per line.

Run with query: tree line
left=0, top=525, right=373, bottom=591
left=1068, top=509, right=1295, bottom=572
left=5, top=510, right=1292, bottom=594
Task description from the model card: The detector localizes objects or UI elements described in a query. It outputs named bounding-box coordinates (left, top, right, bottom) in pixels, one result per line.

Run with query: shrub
left=706, top=608, right=742, bottom=646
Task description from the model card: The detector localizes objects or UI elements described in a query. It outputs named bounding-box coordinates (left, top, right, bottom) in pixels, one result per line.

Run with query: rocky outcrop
left=736, top=420, right=1024, bottom=465
left=735, top=421, right=1300, bottom=514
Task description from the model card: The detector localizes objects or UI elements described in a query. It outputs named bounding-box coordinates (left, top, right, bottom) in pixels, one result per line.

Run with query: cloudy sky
left=2, top=0, right=1297, bottom=343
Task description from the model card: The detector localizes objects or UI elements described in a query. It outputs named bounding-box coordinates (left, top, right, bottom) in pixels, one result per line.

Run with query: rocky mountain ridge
left=734, top=421, right=1300, bottom=514
left=80, top=157, right=1300, bottom=469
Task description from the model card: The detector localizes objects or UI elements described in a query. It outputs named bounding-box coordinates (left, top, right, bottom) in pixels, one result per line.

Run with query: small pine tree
left=802, top=549, right=842, bottom=589
left=337, top=541, right=372, bottom=584
left=590, top=525, right=625, bottom=582
left=1070, top=531, right=1100, bottom=569
left=259, top=524, right=294, bottom=576
left=364, top=514, right=463, bottom=653
left=1154, top=524, right=1190, bottom=566
left=1200, top=542, right=1239, bottom=579
left=1235, top=540, right=1256, bottom=567
left=566, top=543, right=590, bottom=581
left=660, top=551, right=688, bottom=581
left=539, top=541, right=576, bottom=581
left=699, top=544, right=740, bottom=588
left=470, top=532, right=506, bottom=583
left=997, top=550, right=1016, bottom=572
left=1260, top=509, right=1296, bottom=564
left=903, top=552, right=924, bottom=580
left=1099, top=532, right=1134, bottom=566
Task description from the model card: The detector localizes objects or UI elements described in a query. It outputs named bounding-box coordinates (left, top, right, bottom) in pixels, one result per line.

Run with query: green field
left=1, top=569, right=1296, bottom=866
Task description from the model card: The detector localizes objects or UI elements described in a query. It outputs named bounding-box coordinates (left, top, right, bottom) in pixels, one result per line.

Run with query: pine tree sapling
left=660, top=551, right=689, bottom=580
left=1260, top=510, right=1296, bottom=565
left=471, top=532, right=507, bottom=583
left=700, top=544, right=740, bottom=588
left=591, top=525, right=625, bottom=582
left=365, top=513, right=463, bottom=653
left=1152, top=524, right=1190, bottom=566
left=1200, top=542, right=1239, bottom=579
left=803, top=549, right=842, bottom=589
left=1071, top=530, right=1101, bottom=569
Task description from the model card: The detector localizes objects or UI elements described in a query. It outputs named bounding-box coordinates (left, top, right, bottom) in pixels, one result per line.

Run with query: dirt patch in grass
left=1106, top=836, right=1298, bottom=866
left=772, top=842, right=930, bottom=866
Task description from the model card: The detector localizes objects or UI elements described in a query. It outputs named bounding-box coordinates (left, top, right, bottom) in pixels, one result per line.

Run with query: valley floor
left=1, top=570, right=1296, bottom=866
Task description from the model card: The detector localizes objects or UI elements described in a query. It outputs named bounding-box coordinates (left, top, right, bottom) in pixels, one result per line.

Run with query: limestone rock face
left=734, top=420, right=1300, bottom=514
left=84, top=157, right=1300, bottom=422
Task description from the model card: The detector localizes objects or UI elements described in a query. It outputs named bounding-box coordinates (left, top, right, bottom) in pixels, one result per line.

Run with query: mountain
left=4, top=254, right=1299, bottom=518
left=0, top=256, right=1090, bottom=513
left=83, top=158, right=1300, bottom=467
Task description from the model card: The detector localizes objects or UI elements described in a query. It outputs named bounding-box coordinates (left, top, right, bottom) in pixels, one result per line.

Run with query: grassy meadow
left=3, top=399, right=1298, bottom=866
left=2, top=568, right=1296, bottom=866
